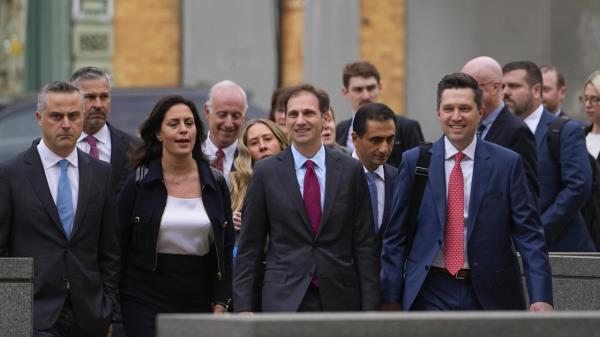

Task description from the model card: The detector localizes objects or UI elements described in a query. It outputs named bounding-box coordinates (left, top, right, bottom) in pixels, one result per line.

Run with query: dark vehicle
left=0, top=87, right=267, bottom=159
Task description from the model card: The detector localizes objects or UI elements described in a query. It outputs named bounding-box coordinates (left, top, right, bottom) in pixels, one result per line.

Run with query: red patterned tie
left=445, top=151, right=465, bottom=275
left=85, top=135, right=99, bottom=160
left=212, top=149, right=225, bottom=171
left=303, top=160, right=321, bottom=235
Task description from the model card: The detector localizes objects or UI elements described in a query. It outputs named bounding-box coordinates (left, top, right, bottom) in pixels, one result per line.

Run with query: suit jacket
left=484, top=105, right=539, bottom=200
left=336, top=115, right=424, bottom=167
left=535, top=110, right=595, bottom=251
left=0, top=145, right=120, bottom=331
left=107, top=123, right=137, bottom=195
left=233, top=147, right=380, bottom=312
left=376, top=164, right=398, bottom=253
left=380, top=137, right=552, bottom=310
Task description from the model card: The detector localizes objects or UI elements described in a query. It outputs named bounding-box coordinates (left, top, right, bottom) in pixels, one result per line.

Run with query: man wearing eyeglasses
left=503, top=61, right=595, bottom=252
left=461, top=56, right=539, bottom=200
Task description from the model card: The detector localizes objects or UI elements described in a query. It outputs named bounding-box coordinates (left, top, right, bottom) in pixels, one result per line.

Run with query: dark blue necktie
left=366, top=171, right=379, bottom=233
left=57, top=159, right=73, bottom=239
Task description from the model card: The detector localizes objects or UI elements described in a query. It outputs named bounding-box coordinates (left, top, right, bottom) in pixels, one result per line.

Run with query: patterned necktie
left=445, top=151, right=465, bottom=275
left=476, top=123, right=486, bottom=139
left=212, top=149, right=225, bottom=171
left=366, top=171, right=379, bottom=232
left=303, top=160, right=321, bottom=235
left=85, top=135, right=99, bottom=160
left=57, top=160, right=74, bottom=239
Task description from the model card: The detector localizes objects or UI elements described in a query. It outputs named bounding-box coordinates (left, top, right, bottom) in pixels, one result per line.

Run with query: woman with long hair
left=584, top=70, right=600, bottom=160
left=117, top=95, right=233, bottom=337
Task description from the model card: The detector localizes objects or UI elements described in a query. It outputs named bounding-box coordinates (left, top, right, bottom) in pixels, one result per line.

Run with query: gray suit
left=233, top=147, right=380, bottom=312
left=0, top=146, right=120, bottom=332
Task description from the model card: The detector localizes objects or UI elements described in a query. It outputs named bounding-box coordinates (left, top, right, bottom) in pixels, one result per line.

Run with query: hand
left=213, top=304, right=227, bottom=314
left=529, top=302, right=553, bottom=312
left=381, top=303, right=402, bottom=311
left=233, top=211, right=242, bottom=231
left=106, top=324, right=112, bottom=337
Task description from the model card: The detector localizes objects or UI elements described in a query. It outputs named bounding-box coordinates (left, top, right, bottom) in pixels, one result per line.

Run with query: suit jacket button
left=134, top=216, right=141, bottom=224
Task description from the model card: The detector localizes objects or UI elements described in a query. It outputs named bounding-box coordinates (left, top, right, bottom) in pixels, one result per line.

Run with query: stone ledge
left=0, top=258, right=33, bottom=280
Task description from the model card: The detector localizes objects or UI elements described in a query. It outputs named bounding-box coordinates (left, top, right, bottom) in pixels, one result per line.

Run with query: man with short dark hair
left=234, top=84, right=379, bottom=312
left=336, top=61, right=423, bottom=166
left=461, top=56, right=539, bottom=199
left=71, top=66, right=137, bottom=195
left=381, top=73, right=552, bottom=312
left=540, top=65, right=567, bottom=117
left=503, top=61, right=594, bottom=251
left=351, top=103, right=398, bottom=252
left=0, top=81, right=120, bottom=336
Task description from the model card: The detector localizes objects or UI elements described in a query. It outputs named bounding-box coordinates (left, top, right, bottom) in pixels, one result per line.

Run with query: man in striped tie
left=380, top=73, right=553, bottom=312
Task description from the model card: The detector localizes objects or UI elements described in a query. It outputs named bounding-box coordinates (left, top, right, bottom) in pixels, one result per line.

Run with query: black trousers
left=33, top=297, right=107, bottom=337
left=298, top=283, right=323, bottom=312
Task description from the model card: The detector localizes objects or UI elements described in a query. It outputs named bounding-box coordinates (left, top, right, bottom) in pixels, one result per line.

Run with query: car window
left=0, top=110, right=40, bottom=159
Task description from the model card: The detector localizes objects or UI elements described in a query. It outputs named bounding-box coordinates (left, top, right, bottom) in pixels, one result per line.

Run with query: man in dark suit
left=541, top=65, right=567, bottom=117
left=0, top=81, right=120, bottom=336
left=71, top=66, right=137, bottom=195
left=381, top=73, right=553, bottom=312
left=336, top=61, right=424, bottom=167
left=351, top=102, right=398, bottom=252
left=461, top=56, right=539, bottom=199
left=234, top=84, right=379, bottom=312
left=503, top=61, right=595, bottom=251
left=202, top=80, right=247, bottom=176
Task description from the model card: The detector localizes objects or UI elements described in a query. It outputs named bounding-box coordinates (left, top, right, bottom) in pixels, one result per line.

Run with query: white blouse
left=586, top=133, right=600, bottom=160
left=157, top=196, right=213, bottom=256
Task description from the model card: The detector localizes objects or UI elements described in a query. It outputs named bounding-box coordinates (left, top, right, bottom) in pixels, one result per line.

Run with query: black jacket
left=117, top=158, right=234, bottom=308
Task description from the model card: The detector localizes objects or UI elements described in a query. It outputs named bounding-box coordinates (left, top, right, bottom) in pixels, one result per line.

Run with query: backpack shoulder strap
left=404, top=142, right=432, bottom=258
left=547, top=116, right=569, bottom=164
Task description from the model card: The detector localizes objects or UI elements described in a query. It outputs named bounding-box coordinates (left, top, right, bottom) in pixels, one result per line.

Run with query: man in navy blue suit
left=351, top=103, right=398, bottom=253
left=503, top=61, right=594, bottom=252
left=381, top=73, right=553, bottom=311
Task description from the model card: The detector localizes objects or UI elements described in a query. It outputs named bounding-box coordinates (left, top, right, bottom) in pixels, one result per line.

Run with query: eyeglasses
left=579, top=95, right=600, bottom=105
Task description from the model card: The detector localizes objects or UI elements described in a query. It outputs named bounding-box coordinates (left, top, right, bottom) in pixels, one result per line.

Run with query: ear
left=156, top=132, right=163, bottom=142
left=532, top=83, right=543, bottom=97
left=35, top=111, right=42, bottom=126
left=351, top=131, right=359, bottom=143
left=378, top=81, right=384, bottom=92
left=203, top=103, right=211, bottom=119
left=341, top=87, right=348, bottom=96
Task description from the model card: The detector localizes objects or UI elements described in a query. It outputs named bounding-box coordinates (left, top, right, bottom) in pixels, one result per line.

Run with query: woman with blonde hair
left=230, top=119, right=289, bottom=235
left=584, top=70, right=600, bottom=160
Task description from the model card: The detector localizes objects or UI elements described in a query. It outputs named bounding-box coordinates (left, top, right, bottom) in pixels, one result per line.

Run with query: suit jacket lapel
left=467, top=139, right=492, bottom=241
left=483, top=106, right=508, bottom=142
left=535, top=111, right=552, bottom=150
left=429, top=138, right=447, bottom=233
left=380, top=166, right=394, bottom=236
left=24, top=146, right=65, bottom=236
left=71, top=150, right=91, bottom=239
left=276, top=149, right=313, bottom=234
left=318, top=149, right=341, bottom=237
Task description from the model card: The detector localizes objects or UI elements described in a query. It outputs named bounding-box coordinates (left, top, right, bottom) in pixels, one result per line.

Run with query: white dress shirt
left=157, top=196, right=213, bottom=256
left=37, top=139, right=79, bottom=213
left=352, top=150, right=385, bottom=228
left=202, top=133, right=238, bottom=176
left=431, top=136, right=477, bottom=269
left=77, top=123, right=112, bottom=163
left=291, top=144, right=326, bottom=210
left=586, top=132, right=600, bottom=159
left=523, top=104, right=544, bottom=134
left=346, top=116, right=356, bottom=151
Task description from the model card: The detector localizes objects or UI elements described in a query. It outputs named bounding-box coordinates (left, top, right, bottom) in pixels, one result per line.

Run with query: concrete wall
left=0, top=258, right=33, bottom=337
left=182, top=0, right=278, bottom=113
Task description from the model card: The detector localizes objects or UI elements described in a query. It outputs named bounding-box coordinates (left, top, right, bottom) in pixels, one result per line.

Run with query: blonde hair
left=585, top=70, right=600, bottom=94
left=230, top=119, right=289, bottom=212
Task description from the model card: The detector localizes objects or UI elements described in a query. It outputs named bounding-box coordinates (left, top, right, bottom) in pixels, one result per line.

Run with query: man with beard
left=71, top=67, right=137, bottom=195
left=336, top=61, right=424, bottom=167
left=503, top=61, right=594, bottom=251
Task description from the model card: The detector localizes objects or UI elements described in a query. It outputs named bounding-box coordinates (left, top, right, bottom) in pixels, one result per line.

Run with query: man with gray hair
left=0, top=81, right=120, bottom=336
left=70, top=66, right=137, bottom=195
left=203, top=80, right=248, bottom=175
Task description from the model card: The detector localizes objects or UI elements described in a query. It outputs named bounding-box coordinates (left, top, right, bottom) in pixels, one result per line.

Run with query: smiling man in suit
left=234, top=84, right=379, bottom=312
left=351, top=102, right=398, bottom=253
left=461, top=56, right=539, bottom=200
left=0, top=81, right=120, bottom=336
left=71, top=66, right=137, bottom=195
left=381, top=73, right=552, bottom=311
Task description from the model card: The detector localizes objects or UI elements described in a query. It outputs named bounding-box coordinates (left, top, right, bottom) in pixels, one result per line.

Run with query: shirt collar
left=204, top=131, right=238, bottom=158
left=444, top=135, right=477, bottom=161
left=78, top=123, right=110, bottom=144
left=351, top=150, right=385, bottom=180
left=481, top=102, right=504, bottom=129
left=291, top=143, right=326, bottom=171
left=38, top=138, right=79, bottom=169
left=523, top=104, right=544, bottom=125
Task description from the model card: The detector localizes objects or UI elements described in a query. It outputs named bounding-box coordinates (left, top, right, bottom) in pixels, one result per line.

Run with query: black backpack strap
left=404, top=142, right=432, bottom=259
left=547, top=116, right=569, bottom=164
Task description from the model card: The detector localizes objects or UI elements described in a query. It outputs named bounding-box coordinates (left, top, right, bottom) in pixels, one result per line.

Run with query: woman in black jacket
left=117, top=95, right=233, bottom=337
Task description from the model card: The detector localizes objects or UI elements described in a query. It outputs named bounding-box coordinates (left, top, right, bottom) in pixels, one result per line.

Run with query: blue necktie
left=57, top=159, right=73, bottom=239
left=366, top=171, right=379, bottom=233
